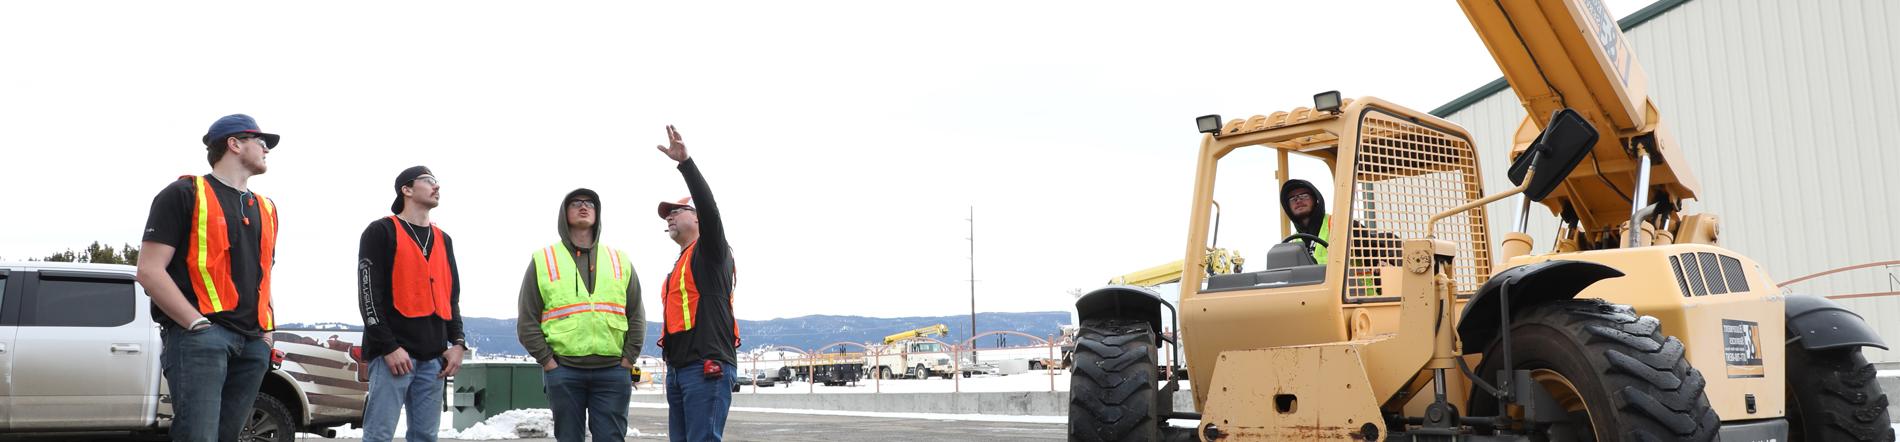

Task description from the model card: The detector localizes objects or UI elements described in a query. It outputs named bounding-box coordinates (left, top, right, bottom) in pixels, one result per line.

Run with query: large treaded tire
left=1469, top=299, right=1720, bottom=441
left=1069, top=319, right=1159, bottom=442
left=1787, top=344, right=1897, bottom=441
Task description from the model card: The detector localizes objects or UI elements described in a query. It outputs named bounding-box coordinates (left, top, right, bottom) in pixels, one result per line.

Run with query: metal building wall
left=1438, top=0, right=1900, bottom=361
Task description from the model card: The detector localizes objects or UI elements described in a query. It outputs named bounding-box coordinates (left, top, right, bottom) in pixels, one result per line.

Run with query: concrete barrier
left=632, top=390, right=1197, bottom=416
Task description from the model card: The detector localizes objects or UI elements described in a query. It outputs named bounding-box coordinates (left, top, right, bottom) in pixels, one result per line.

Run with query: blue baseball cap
left=201, top=114, right=280, bottom=149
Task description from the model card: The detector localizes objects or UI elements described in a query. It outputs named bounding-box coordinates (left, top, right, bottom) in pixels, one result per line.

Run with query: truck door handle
left=111, top=344, right=141, bottom=354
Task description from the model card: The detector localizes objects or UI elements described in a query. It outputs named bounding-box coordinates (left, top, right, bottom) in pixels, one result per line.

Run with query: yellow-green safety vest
left=1312, top=216, right=1330, bottom=263
left=532, top=243, right=634, bottom=358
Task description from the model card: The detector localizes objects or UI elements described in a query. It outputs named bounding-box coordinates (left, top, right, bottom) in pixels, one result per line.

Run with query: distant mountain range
left=278, top=311, right=1073, bottom=357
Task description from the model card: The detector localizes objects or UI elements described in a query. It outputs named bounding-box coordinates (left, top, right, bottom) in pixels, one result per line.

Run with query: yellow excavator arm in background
left=1108, top=248, right=1245, bottom=287
left=1457, top=0, right=1701, bottom=238
left=883, top=324, right=949, bottom=345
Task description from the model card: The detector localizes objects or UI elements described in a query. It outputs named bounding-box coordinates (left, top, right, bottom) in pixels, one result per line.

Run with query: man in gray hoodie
left=516, top=188, right=646, bottom=442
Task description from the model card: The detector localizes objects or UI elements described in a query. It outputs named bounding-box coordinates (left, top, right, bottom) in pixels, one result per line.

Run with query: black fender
left=1785, top=294, right=1887, bottom=351
left=1457, top=260, right=1625, bottom=352
left=1075, top=285, right=1170, bottom=342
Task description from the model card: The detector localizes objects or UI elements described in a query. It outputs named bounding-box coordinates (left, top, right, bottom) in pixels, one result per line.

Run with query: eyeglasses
left=412, top=176, right=439, bottom=186
left=239, top=136, right=273, bottom=151
left=668, top=206, right=695, bottom=216
left=1287, top=193, right=1314, bottom=203
left=568, top=199, right=597, bottom=209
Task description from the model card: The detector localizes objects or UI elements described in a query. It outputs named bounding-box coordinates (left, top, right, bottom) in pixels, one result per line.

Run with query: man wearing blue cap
left=136, top=114, right=283, bottom=442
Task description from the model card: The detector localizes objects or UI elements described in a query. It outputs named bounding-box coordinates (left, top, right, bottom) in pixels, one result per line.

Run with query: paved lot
left=2, top=408, right=1066, bottom=441
left=254, top=407, right=1064, bottom=441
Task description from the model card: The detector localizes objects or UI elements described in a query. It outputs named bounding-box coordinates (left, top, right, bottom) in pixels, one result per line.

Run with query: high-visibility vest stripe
left=190, top=177, right=225, bottom=312
left=610, top=250, right=623, bottom=280
left=672, top=241, right=696, bottom=331
left=257, top=195, right=277, bottom=330
left=542, top=302, right=628, bottom=322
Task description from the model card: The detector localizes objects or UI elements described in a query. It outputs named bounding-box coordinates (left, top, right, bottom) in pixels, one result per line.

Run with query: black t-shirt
left=357, top=218, right=463, bottom=362
left=142, top=175, right=269, bottom=337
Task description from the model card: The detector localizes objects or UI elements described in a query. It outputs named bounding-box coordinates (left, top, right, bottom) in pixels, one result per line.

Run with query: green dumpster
left=451, top=361, right=550, bottom=431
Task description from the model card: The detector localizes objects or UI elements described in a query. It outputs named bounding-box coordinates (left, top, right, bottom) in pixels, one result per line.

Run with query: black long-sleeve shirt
left=357, top=218, right=463, bottom=362
left=663, top=158, right=740, bottom=368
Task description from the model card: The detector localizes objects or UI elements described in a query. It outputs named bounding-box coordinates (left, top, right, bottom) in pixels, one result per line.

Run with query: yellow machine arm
left=1107, top=248, right=1244, bottom=287
left=1457, top=0, right=1700, bottom=238
left=884, top=324, right=949, bottom=344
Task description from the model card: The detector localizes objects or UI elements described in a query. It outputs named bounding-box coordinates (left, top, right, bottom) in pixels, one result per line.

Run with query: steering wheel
left=1281, top=233, right=1329, bottom=248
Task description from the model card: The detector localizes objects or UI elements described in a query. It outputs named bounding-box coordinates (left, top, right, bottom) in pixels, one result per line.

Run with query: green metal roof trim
left=1430, top=0, right=1695, bottom=118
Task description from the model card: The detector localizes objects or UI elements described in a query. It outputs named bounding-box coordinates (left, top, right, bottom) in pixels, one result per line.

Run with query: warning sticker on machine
left=1722, top=319, right=1765, bottom=378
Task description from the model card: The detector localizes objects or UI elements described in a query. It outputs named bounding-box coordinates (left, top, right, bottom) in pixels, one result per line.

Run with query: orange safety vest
left=181, top=175, right=277, bottom=330
left=388, top=216, right=453, bottom=320
left=660, top=240, right=739, bottom=346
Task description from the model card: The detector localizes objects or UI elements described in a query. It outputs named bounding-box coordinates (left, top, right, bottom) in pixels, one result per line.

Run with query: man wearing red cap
left=654, top=125, right=741, bottom=441
left=135, top=113, right=282, bottom=442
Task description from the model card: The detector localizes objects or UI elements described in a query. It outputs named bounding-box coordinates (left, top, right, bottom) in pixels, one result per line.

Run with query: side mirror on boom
left=1507, top=108, right=1599, bottom=202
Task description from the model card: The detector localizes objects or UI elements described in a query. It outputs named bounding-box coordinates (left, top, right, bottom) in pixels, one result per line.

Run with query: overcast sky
left=1, top=0, right=1657, bottom=324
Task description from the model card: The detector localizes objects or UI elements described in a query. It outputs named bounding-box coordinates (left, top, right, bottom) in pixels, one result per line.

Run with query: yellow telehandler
left=1068, top=1, right=1892, bottom=440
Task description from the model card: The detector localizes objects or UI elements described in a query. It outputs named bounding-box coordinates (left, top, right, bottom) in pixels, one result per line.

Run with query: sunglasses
left=238, top=136, right=274, bottom=151
left=568, top=199, right=597, bottom=209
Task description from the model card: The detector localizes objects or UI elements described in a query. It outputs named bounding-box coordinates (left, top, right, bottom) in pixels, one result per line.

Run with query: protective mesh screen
left=1345, top=110, right=1491, bottom=301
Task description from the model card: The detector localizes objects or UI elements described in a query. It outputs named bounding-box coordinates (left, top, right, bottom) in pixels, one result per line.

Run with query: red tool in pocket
left=702, top=360, right=723, bottom=380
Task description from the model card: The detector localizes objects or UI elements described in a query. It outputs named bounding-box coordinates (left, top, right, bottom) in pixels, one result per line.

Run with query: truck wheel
left=241, top=394, right=295, bottom=442
left=1068, top=319, right=1158, bottom=442
left=1468, top=300, right=1719, bottom=441
left=915, top=364, right=927, bottom=380
left=1786, top=344, right=1896, bottom=441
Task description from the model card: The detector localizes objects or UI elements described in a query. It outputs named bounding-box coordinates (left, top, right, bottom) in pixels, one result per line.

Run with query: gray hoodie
left=516, top=188, right=646, bottom=369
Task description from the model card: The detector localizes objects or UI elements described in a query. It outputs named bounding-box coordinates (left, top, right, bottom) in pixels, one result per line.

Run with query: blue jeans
left=363, top=355, right=444, bottom=442
left=666, top=360, right=735, bottom=442
left=544, top=365, right=633, bottom=442
left=160, top=323, right=271, bottom=442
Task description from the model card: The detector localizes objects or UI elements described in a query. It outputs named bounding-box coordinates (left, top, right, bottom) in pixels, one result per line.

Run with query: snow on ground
left=307, top=409, right=640, bottom=440
left=635, top=369, right=1193, bottom=395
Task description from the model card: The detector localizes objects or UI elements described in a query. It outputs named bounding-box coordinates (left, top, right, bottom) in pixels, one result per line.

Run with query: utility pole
left=967, top=206, right=977, bottom=358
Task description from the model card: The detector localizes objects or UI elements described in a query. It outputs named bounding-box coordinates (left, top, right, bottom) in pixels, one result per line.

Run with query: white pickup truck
left=0, top=262, right=368, bottom=441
